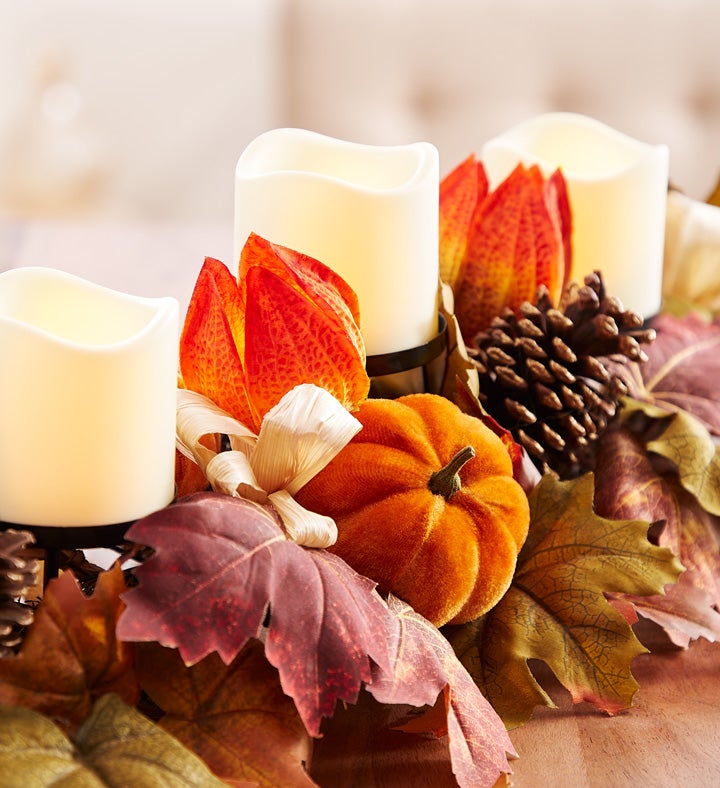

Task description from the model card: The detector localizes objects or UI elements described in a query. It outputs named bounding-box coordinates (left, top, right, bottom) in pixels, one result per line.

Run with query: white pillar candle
left=482, top=112, right=669, bottom=319
left=234, top=128, right=440, bottom=356
left=0, top=267, right=178, bottom=526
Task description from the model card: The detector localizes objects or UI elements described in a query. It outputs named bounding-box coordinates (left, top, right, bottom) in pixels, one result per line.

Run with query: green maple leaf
left=0, top=693, right=225, bottom=786
left=445, top=473, right=683, bottom=729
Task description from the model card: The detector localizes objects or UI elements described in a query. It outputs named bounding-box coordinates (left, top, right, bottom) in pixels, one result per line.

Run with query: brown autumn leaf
left=136, top=640, right=314, bottom=787
left=0, top=563, right=138, bottom=734
left=615, top=396, right=720, bottom=515
left=611, top=572, right=720, bottom=648
left=439, top=281, right=481, bottom=406
left=609, top=312, right=720, bottom=435
left=175, top=447, right=210, bottom=498
left=369, top=595, right=516, bottom=788
left=594, top=425, right=720, bottom=647
left=0, top=693, right=226, bottom=786
left=445, top=473, right=682, bottom=729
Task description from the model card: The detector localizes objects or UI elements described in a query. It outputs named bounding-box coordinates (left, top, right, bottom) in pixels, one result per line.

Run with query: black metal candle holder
left=0, top=520, right=133, bottom=587
left=365, top=313, right=448, bottom=397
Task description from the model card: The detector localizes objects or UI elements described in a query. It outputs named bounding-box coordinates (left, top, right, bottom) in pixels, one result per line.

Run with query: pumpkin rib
left=397, top=393, right=513, bottom=478
left=453, top=479, right=530, bottom=549
left=332, top=491, right=482, bottom=626
left=448, top=504, right=525, bottom=624
left=392, top=501, right=482, bottom=625
left=332, top=489, right=443, bottom=582
left=349, top=399, right=441, bottom=467
left=303, top=444, right=430, bottom=517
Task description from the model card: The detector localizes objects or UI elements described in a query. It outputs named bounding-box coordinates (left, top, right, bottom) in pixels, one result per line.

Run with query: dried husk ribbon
left=176, top=383, right=362, bottom=547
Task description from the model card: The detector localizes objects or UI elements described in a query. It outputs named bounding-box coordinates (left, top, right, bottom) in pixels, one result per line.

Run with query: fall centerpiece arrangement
left=1, top=152, right=720, bottom=788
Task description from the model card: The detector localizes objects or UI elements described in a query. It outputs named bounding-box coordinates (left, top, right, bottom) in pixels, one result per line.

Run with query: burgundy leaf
left=369, top=596, right=516, bottom=788
left=610, top=573, right=720, bottom=648
left=117, top=492, right=395, bottom=736
left=595, top=427, right=720, bottom=645
left=610, top=313, right=720, bottom=434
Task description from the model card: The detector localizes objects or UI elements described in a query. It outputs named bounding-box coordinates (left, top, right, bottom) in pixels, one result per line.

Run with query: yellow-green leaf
left=646, top=410, right=720, bottom=516
left=622, top=398, right=720, bottom=516
left=0, top=703, right=80, bottom=786
left=446, top=474, right=683, bottom=729
left=0, top=694, right=226, bottom=787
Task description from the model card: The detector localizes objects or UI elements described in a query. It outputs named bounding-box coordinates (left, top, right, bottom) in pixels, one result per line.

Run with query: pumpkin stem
left=427, top=445, right=475, bottom=500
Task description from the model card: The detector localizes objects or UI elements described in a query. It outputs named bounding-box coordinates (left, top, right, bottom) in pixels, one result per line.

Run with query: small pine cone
left=471, top=271, right=655, bottom=478
left=0, top=530, right=39, bottom=657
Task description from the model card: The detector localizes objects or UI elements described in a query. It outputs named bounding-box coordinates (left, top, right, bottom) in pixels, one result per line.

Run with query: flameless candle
left=0, top=267, right=178, bottom=526
left=234, top=128, right=440, bottom=357
left=481, top=112, right=669, bottom=319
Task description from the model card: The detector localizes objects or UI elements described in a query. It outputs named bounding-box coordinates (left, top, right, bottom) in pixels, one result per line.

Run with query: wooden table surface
left=2, top=219, right=719, bottom=788
left=310, top=624, right=720, bottom=787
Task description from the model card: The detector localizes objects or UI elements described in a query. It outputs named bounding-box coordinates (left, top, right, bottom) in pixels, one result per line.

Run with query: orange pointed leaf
left=544, top=168, right=572, bottom=297
left=445, top=162, right=572, bottom=341
left=454, top=165, right=533, bottom=338
left=244, top=264, right=369, bottom=418
left=240, top=232, right=363, bottom=334
left=439, top=155, right=488, bottom=289
left=180, top=237, right=369, bottom=433
left=180, top=257, right=255, bottom=427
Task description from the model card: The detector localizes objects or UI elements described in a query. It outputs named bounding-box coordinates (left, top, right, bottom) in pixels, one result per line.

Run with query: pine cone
left=0, top=529, right=39, bottom=657
left=470, top=271, right=656, bottom=478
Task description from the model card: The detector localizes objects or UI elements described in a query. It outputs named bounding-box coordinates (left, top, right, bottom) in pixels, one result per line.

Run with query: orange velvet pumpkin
left=295, top=393, right=530, bottom=626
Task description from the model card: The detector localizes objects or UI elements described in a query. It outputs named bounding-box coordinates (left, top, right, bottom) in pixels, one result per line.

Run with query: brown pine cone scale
left=471, top=271, right=655, bottom=478
left=0, top=529, right=39, bottom=657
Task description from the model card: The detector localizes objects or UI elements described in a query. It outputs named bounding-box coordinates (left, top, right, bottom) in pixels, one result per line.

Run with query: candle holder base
left=0, top=521, right=133, bottom=550
left=366, top=313, right=448, bottom=398
left=0, top=520, right=134, bottom=588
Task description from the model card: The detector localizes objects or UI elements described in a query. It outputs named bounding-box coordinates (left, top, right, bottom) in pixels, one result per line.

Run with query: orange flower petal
left=239, top=233, right=363, bottom=341
left=454, top=164, right=568, bottom=340
left=543, top=168, right=573, bottom=301
left=439, top=155, right=488, bottom=289
left=453, top=165, right=528, bottom=338
left=244, top=264, right=370, bottom=419
left=179, top=257, right=256, bottom=428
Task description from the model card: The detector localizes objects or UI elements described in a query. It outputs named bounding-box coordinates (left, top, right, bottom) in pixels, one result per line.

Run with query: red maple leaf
left=117, top=492, right=395, bottom=736
left=116, top=492, right=516, bottom=786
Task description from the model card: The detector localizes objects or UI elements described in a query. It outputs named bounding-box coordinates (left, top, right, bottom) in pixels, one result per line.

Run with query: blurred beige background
left=1, top=0, right=719, bottom=225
